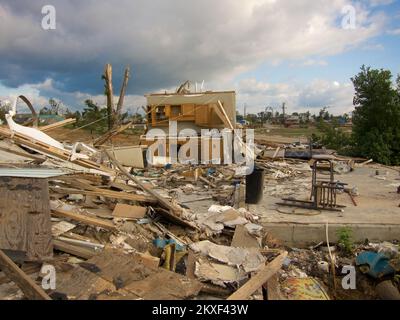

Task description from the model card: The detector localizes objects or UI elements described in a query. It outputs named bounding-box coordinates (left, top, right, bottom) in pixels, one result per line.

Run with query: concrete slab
left=250, top=165, right=400, bottom=246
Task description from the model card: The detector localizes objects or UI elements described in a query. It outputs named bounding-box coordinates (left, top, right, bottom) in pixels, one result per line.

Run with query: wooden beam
left=49, top=186, right=157, bottom=204
left=54, top=176, right=101, bottom=191
left=0, top=249, right=51, bottom=300
left=212, top=104, right=231, bottom=128
left=217, top=100, right=234, bottom=130
left=0, top=263, right=41, bottom=286
left=40, top=118, right=76, bottom=132
left=227, top=251, right=288, bottom=300
left=51, top=208, right=117, bottom=231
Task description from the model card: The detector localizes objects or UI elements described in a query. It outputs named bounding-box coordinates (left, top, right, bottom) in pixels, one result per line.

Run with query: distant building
left=284, top=115, right=300, bottom=127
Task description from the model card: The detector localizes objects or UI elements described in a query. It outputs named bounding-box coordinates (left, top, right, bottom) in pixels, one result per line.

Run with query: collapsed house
left=0, top=86, right=399, bottom=301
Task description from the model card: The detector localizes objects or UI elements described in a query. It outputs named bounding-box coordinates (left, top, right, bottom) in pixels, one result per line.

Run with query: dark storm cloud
left=0, top=0, right=384, bottom=110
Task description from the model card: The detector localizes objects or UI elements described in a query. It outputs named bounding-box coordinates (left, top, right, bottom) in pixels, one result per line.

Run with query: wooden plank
left=49, top=186, right=157, bottom=203
left=55, top=177, right=99, bottom=191
left=0, top=249, right=51, bottom=300
left=112, top=203, right=147, bottom=219
left=264, top=274, right=285, bottom=300
left=39, top=118, right=76, bottom=132
left=217, top=100, right=234, bottom=130
left=227, top=251, right=288, bottom=300
left=51, top=208, right=117, bottom=231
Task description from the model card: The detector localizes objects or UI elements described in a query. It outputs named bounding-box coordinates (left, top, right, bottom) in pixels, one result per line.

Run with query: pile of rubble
left=0, top=116, right=289, bottom=301
left=0, top=112, right=399, bottom=301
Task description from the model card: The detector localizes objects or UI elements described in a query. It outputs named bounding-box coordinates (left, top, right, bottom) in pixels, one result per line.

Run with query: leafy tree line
left=316, top=65, right=400, bottom=165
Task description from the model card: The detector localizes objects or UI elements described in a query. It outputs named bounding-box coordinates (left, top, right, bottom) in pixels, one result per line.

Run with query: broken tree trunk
left=103, top=64, right=115, bottom=130
left=115, top=66, right=130, bottom=126
left=227, top=251, right=288, bottom=300
left=0, top=249, right=51, bottom=300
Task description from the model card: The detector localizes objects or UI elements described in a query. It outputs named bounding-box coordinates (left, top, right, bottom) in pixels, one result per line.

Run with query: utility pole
left=282, top=102, right=286, bottom=126
left=243, top=103, right=247, bottom=118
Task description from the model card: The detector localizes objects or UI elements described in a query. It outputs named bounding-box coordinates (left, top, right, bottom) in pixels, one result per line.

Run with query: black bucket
left=245, top=167, right=265, bottom=204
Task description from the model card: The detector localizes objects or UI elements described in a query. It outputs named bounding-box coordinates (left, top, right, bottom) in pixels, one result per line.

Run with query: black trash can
left=245, top=166, right=265, bottom=204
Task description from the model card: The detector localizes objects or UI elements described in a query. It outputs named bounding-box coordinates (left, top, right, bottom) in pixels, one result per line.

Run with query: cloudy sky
left=0, top=0, right=399, bottom=115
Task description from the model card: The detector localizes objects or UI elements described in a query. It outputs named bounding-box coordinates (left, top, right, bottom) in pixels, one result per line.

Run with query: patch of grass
left=255, top=126, right=321, bottom=138
left=337, top=227, right=354, bottom=255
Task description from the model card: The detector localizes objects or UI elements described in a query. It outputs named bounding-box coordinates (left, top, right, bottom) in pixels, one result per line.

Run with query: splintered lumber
left=0, top=249, right=51, bottom=300
left=49, top=186, right=157, bottom=204
left=51, top=208, right=117, bottom=231
left=227, top=251, right=288, bottom=300
left=0, top=127, right=114, bottom=175
left=39, top=118, right=76, bottom=132
left=105, top=150, right=197, bottom=229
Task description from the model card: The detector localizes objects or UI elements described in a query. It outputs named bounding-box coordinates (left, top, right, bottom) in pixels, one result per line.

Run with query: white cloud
left=0, top=0, right=387, bottom=93
left=387, top=28, right=400, bottom=35
left=235, top=78, right=354, bottom=115
left=291, top=59, right=328, bottom=67
left=0, top=0, right=390, bottom=116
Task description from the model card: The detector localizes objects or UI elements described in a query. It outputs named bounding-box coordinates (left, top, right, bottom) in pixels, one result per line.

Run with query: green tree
left=245, top=113, right=258, bottom=124
left=315, top=118, right=352, bottom=154
left=351, top=66, right=400, bottom=165
left=79, top=99, right=108, bottom=133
